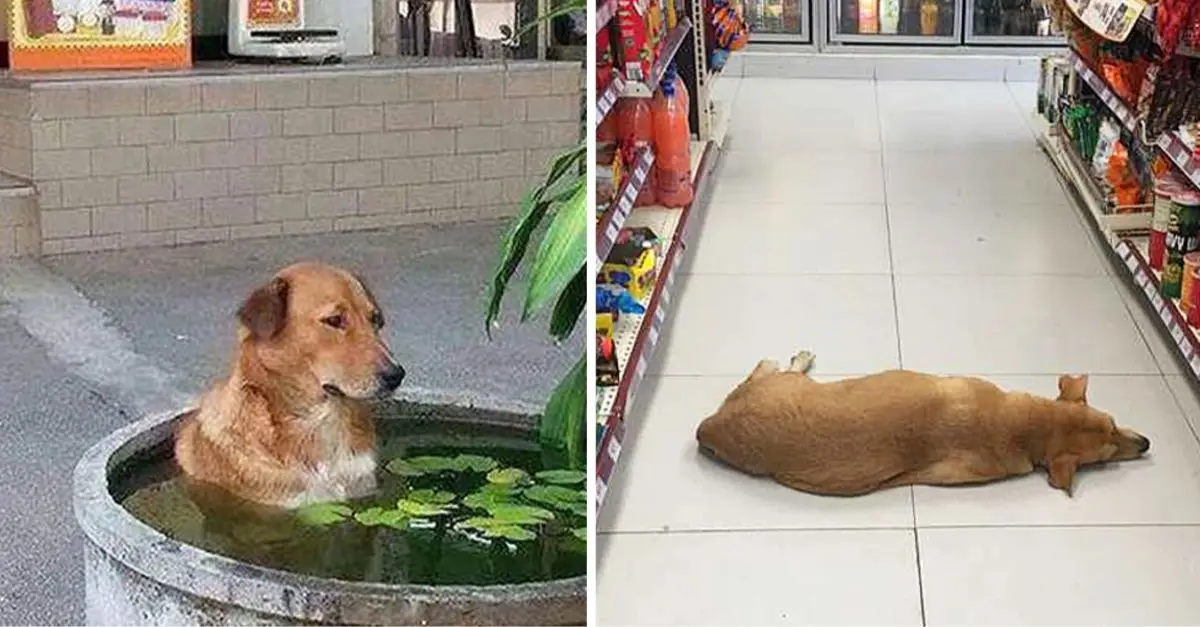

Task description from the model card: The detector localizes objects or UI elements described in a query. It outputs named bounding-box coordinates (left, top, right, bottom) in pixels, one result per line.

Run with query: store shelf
left=596, top=73, right=625, bottom=130
left=622, top=18, right=693, bottom=98
left=1040, top=125, right=1151, bottom=232
left=596, top=146, right=655, bottom=266
left=595, top=139, right=717, bottom=508
left=1156, top=131, right=1200, bottom=191
left=1066, top=48, right=1136, bottom=130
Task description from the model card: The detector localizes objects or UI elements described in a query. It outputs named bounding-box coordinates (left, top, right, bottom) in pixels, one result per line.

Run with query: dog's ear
left=237, top=277, right=289, bottom=340
left=1057, top=374, right=1089, bottom=404
left=1047, top=454, right=1080, bottom=496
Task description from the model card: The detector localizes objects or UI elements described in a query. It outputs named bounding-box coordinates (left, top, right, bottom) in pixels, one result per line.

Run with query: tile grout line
left=873, top=77, right=928, bottom=627
left=599, top=520, right=1200, bottom=537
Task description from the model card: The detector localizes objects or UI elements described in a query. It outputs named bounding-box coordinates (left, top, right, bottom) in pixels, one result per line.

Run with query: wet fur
left=175, top=262, right=404, bottom=509
left=695, top=352, right=1150, bottom=496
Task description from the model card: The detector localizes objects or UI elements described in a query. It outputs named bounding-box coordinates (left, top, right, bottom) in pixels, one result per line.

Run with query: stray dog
left=695, top=351, right=1150, bottom=496
left=175, top=262, right=406, bottom=509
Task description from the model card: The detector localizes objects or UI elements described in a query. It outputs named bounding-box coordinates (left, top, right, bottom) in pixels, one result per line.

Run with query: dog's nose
left=379, top=364, right=406, bottom=391
left=1137, top=435, right=1151, bottom=454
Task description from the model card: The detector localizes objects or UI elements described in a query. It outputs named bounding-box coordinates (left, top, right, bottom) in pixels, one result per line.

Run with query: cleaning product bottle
left=617, top=97, right=657, bottom=207
left=651, top=77, right=693, bottom=208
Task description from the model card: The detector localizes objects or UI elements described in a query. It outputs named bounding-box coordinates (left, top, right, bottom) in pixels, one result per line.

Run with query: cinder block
left=431, top=155, right=478, bottom=182
left=407, top=182, right=456, bottom=211
left=91, top=204, right=148, bottom=235
left=119, top=230, right=177, bottom=249
left=479, top=152, right=525, bottom=179
left=31, top=121, right=62, bottom=150
left=334, top=105, right=384, bottom=134
left=480, top=99, right=527, bottom=125
left=33, top=149, right=91, bottom=179
left=91, top=146, right=148, bottom=176
left=231, top=222, right=283, bottom=240
left=202, top=82, right=257, bottom=112
left=175, top=170, right=229, bottom=199
left=255, top=193, right=308, bottom=222
left=456, top=126, right=503, bottom=154
left=200, top=140, right=257, bottom=169
left=88, top=85, right=146, bottom=117
left=283, top=108, right=333, bottom=136
left=309, top=76, right=361, bottom=107
left=334, top=161, right=383, bottom=189
left=457, top=178, right=503, bottom=208
left=229, top=166, right=282, bottom=196
left=334, top=212, right=426, bottom=231
left=41, top=208, right=91, bottom=238
left=31, top=87, right=89, bottom=120
left=175, top=113, right=230, bottom=142
left=175, top=226, right=230, bottom=245
left=382, top=157, right=432, bottom=185
left=547, top=121, right=580, bottom=145
left=502, top=123, right=549, bottom=151
left=505, top=70, right=553, bottom=97
left=433, top=101, right=481, bottom=128
left=255, top=137, right=310, bottom=165
left=360, top=131, right=411, bottom=159
left=61, top=177, right=118, bottom=207
left=61, top=118, right=118, bottom=148
left=44, top=234, right=121, bottom=254
left=427, top=207, right=487, bottom=224
left=409, top=129, right=455, bottom=156
left=201, top=196, right=256, bottom=225
left=0, top=117, right=31, bottom=149
left=308, top=134, right=359, bottom=162
left=231, top=110, right=283, bottom=139
left=146, top=84, right=201, bottom=114
left=256, top=79, right=309, bottom=110
left=407, top=72, right=458, bottom=101
left=357, top=186, right=406, bottom=214
left=118, top=173, right=176, bottom=204
left=147, top=143, right=205, bottom=172
left=306, top=190, right=358, bottom=218
left=147, top=199, right=202, bottom=230
left=384, top=103, right=432, bottom=130
left=282, top=218, right=333, bottom=235
left=527, top=95, right=579, bottom=122
left=526, top=147, right=559, bottom=174
left=38, top=181, right=62, bottom=210
left=458, top=71, right=504, bottom=100
left=552, top=65, right=584, bottom=94
left=0, top=146, right=32, bottom=179
left=282, top=163, right=333, bottom=192
left=118, top=115, right=175, bottom=145
left=359, top=75, right=407, bottom=104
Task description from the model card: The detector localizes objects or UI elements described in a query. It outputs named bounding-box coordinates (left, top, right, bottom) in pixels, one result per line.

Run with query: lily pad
left=354, top=507, right=408, bottom=529
left=384, top=458, right=424, bottom=477
left=397, top=498, right=453, bottom=517
left=458, top=517, right=538, bottom=541
left=453, top=454, right=499, bottom=472
left=524, top=484, right=584, bottom=511
left=535, top=469, right=586, bottom=485
left=407, top=489, right=456, bottom=505
left=486, top=467, right=530, bottom=486
left=463, top=485, right=519, bottom=510
left=486, top=503, right=555, bottom=525
left=572, top=527, right=587, bottom=541
left=296, top=502, right=352, bottom=526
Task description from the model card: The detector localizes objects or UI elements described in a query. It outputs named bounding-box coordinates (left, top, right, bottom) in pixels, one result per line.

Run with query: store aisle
left=597, top=78, right=1200, bottom=626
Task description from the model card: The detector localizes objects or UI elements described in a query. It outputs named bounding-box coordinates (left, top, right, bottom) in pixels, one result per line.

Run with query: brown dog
left=695, top=351, right=1150, bottom=496
left=175, top=262, right=406, bottom=509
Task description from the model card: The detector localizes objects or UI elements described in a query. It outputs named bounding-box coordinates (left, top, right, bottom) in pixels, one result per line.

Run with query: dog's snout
left=379, top=363, right=406, bottom=391
left=1137, top=435, right=1151, bottom=454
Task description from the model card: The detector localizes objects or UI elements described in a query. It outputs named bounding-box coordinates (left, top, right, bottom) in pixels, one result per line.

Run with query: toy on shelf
left=597, top=335, right=621, bottom=387
left=600, top=227, right=661, bottom=301
left=597, top=283, right=647, bottom=315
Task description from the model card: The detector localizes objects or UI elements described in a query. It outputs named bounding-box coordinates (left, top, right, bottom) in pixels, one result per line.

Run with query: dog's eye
left=370, top=311, right=384, bottom=329
left=322, top=314, right=345, bottom=329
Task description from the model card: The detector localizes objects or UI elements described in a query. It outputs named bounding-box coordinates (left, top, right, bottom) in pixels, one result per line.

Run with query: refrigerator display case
left=745, top=0, right=811, bottom=41
left=966, top=0, right=1062, bottom=44
left=829, top=0, right=963, bottom=43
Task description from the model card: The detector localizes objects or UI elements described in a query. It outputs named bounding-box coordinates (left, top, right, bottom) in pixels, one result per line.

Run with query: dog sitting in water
left=695, top=351, right=1150, bottom=496
left=175, top=262, right=406, bottom=509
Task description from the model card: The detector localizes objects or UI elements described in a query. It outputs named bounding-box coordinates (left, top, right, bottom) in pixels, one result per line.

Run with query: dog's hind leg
left=746, top=359, right=781, bottom=382
left=788, top=350, right=816, bottom=375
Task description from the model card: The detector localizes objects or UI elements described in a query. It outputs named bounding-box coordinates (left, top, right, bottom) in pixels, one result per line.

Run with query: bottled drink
left=616, top=97, right=657, bottom=206
left=651, top=78, right=694, bottom=208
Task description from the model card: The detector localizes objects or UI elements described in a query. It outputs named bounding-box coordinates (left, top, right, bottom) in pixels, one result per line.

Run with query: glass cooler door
left=744, top=0, right=811, bottom=42
left=828, top=0, right=963, bottom=44
left=965, top=0, right=1063, bottom=44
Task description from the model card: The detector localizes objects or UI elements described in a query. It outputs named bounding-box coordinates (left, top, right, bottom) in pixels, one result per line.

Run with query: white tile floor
left=597, top=78, right=1200, bottom=625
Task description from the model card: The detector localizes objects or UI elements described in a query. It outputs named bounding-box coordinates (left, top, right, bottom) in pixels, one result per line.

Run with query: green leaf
left=407, top=489, right=456, bottom=505
left=505, top=0, right=586, bottom=43
left=538, top=356, right=586, bottom=470
left=487, top=467, right=531, bottom=486
left=354, top=507, right=387, bottom=526
left=453, top=454, right=499, bottom=473
left=535, top=469, right=586, bottom=485
left=457, top=517, right=538, bottom=542
left=354, top=507, right=408, bottom=529
left=522, top=178, right=586, bottom=321
left=295, top=502, right=352, bottom=527
left=484, top=143, right=585, bottom=335
left=572, top=527, right=587, bottom=542
left=486, top=503, right=555, bottom=524
left=384, top=458, right=424, bottom=477
left=397, top=498, right=453, bottom=517
left=569, top=501, right=587, bottom=517
left=463, top=483, right=521, bottom=510
left=386, top=455, right=463, bottom=476
left=548, top=267, right=586, bottom=341
left=524, top=484, right=585, bottom=512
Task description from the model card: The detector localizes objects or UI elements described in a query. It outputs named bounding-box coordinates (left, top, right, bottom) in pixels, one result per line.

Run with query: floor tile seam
left=678, top=271, right=1119, bottom=278
left=644, top=372, right=1171, bottom=379
left=598, top=522, right=1200, bottom=538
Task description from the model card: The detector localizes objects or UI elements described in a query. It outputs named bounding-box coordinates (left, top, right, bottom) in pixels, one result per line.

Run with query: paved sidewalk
left=0, top=219, right=575, bottom=625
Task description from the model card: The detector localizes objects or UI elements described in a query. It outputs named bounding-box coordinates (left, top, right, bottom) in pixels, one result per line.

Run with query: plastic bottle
left=651, top=78, right=693, bottom=208
left=880, top=0, right=899, bottom=33
left=616, top=97, right=657, bottom=206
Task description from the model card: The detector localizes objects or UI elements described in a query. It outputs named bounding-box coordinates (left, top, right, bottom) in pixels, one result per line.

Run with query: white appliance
left=227, top=0, right=347, bottom=60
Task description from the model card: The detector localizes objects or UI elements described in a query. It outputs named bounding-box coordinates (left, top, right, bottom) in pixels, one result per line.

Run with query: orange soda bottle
left=651, top=73, right=693, bottom=208
left=616, top=97, right=657, bottom=206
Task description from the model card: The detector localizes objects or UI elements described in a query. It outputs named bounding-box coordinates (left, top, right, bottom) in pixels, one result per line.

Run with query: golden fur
left=695, top=351, right=1150, bottom=496
left=175, top=262, right=406, bottom=509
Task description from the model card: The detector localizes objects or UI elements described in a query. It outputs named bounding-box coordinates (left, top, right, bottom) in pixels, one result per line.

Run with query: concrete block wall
left=2, top=61, right=581, bottom=256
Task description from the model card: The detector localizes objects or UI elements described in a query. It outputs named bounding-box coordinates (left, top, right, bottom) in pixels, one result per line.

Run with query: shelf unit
left=1043, top=50, right=1200, bottom=382
left=593, top=0, right=731, bottom=509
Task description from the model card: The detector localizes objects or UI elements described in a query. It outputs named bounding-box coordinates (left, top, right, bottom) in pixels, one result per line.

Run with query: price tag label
left=647, top=326, right=659, bottom=347
left=1125, top=254, right=1139, bottom=271
left=1160, top=305, right=1173, bottom=326
left=635, top=357, right=648, bottom=379
left=1150, top=291, right=1165, bottom=311
left=1191, top=354, right=1200, bottom=374
left=1172, top=323, right=1186, bottom=345
left=607, top=435, right=621, bottom=459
